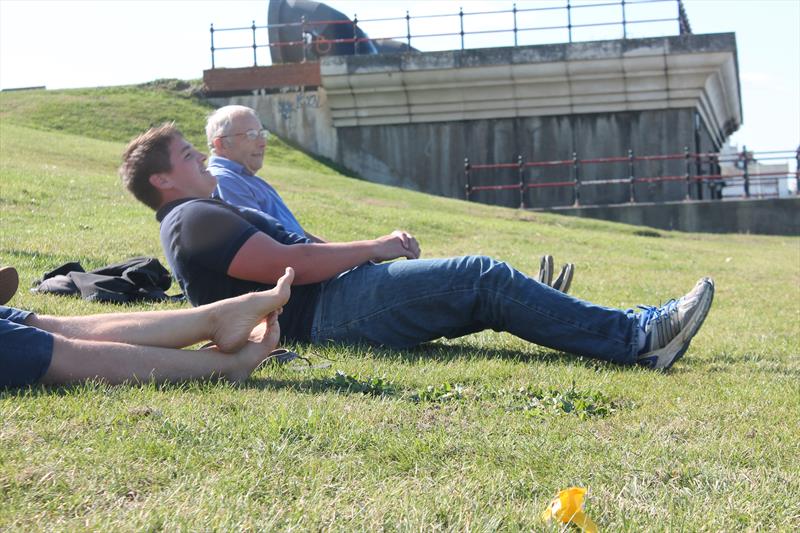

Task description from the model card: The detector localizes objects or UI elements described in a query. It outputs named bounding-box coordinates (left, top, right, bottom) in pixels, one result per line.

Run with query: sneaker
left=636, top=277, right=715, bottom=370
left=0, top=266, right=19, bottom=305
left=552, top=263, right=574, bottom=294
left=538, top=255, right=554, bottom=286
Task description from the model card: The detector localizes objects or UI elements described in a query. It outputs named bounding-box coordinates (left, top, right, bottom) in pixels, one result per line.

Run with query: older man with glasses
left=205, top=105, right=326, bottom=242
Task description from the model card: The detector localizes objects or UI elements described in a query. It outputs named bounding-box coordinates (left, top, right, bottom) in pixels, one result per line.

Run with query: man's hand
left=372, top=230, right=421, bottom=262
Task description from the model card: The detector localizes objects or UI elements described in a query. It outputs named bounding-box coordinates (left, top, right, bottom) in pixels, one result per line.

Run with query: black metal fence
left=209, top=0, right=692, bottom=68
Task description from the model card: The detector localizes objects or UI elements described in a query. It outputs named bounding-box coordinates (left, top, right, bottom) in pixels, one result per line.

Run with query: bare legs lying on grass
left=5, top=267, right=294, bottom=386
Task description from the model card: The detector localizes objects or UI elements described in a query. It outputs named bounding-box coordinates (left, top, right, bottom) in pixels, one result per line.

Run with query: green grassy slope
left=0, top=86, right=798, bottom=531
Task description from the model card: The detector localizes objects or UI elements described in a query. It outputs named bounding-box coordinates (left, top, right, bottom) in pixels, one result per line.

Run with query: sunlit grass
left=0, top=86, right=798, bottom=531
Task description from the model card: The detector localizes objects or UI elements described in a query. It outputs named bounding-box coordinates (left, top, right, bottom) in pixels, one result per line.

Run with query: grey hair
left=205, top=105, right=259, bottom=154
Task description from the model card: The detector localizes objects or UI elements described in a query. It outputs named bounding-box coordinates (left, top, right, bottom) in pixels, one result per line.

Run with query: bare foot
left=224, top=312, right=281, bottom=382
left=211, top=267, right=294, bottom=353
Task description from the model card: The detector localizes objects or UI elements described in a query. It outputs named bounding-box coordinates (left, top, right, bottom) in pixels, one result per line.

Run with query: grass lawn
left=1, top=85, right=798, bottom=531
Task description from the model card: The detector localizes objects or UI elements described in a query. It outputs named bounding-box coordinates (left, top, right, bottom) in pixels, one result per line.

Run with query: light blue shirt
left=208, top=155, right=305, bottom=236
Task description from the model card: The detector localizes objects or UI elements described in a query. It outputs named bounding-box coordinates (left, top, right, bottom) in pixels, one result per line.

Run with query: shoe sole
left=0, top=267, right=19, bottom=306
left=553, top=263, right=574, bottom=294
left=538, top=255, right=554, bottom=286
left=639, top=278, right=715, bottom=370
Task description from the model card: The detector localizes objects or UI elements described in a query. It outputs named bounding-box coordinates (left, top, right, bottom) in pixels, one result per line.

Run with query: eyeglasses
left=218, top=129, right=270, bottom=141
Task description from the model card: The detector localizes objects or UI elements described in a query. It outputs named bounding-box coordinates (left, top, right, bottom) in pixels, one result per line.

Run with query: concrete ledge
left=321, top=33, right=741, bottom=145
left=541, top=197, right=800, bottom=235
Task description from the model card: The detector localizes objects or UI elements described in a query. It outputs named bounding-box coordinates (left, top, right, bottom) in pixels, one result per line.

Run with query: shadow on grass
left=302, top=340, right=629, bottom=371
left=0, top=343, right=643, bottom=400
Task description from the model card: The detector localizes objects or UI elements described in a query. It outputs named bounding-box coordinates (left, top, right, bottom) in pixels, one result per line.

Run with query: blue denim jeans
left=310, top=256, right=640, bottom=365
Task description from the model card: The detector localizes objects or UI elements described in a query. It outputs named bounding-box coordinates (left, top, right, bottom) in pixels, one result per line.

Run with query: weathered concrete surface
left=322, top=33, right=741, bottom=148
left=541, top=197, right=800, bottom=235
left=337, top=108, right=721, bottom=207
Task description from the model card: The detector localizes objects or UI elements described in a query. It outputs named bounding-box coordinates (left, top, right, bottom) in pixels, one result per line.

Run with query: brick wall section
left=203, top=63, right=321, bottom=93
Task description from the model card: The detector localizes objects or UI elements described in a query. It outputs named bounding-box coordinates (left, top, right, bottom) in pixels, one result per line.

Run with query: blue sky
left=1, top=0, right=797, bottom=155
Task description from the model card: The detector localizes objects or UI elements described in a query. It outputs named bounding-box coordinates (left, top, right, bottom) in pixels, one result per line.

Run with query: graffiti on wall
left=278, top=92, right=321, bottom=120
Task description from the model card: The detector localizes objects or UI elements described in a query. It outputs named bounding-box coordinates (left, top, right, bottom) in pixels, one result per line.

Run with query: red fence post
left=628, top=149, right=635, bottom=203
left=572, top=151, right=580, bottom=206
left=518, top=155, right=526, bottom=209
left=684, top=146, right=691, bottom=200
left=464, top=158, right=472, bottom=202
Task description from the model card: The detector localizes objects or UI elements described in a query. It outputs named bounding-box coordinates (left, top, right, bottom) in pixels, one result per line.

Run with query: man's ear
left=148, top=173, right=172, bottom=191
left=211, top=136, right=227, bottom=154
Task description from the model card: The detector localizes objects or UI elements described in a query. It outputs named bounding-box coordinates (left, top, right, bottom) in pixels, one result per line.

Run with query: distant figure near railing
left=464, top=147, right=800, bottom=209
left=209, top=0, right=693, bottom=69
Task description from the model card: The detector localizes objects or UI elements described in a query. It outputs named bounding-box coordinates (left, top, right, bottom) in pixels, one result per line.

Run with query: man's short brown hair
left=119, top=123, right=182, bottom=210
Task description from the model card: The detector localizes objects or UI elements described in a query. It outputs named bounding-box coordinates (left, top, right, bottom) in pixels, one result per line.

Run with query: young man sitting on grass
left=120, top=123, right=715, bottom=371
left=0, top=264, right=294, bottom=388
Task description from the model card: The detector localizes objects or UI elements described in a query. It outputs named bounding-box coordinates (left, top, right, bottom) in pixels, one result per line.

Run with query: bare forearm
left=229, top=231, right=419, bottom=286
left=281, top=241, right=380, bottom=284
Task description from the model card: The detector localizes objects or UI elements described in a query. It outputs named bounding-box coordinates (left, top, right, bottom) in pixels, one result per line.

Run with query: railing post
left=518, top=155, right=526, bottom=209
left=628, top=148, right=635, bottom=203
left=621, top=0, right=627, bottom=39
left=567, top=0, right=573, bottom=43
left=464, top=158, right=471, bottom=201
left=742, top=145, right=750, bottom=198
left=572, top=151, right=580, bottom=206
left=795, top=145, right=800, bottom=196
left=459, top=7, right=465, bottom=50
left=251, top=20, right=257, bottom=66
left=684, top=146, right=691, bottom=200
left=512, top=3, right=518, bottom=47
left=406, top=10, right=412, bottom=49
left=353, top=14, right=359, bottom=55
left=301, top=15, right=307, bottom=63
left=210, top=24, right=216, bottom=69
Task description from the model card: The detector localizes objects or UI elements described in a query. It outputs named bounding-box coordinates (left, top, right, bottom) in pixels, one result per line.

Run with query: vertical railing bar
left=512, top=3, right=518, bottom=47
left=251, top=20, right=257, bottom=66
left=742, top=145, right=750, bottom=198
left=464, top=158, right=472, bottom=202
left=795, top=145, right=800, bottom=196
left=567, top=0, right=573, bottom=43
left=684, top=146, right=691, bottom=200
left=210, top=24, right=216, bottom=69
left=518, top=155, right=526, bottom=209
left=353, top=14, right=359, bottom=55
left=459, top=7, right=465, bottom=50
left=572, top=151, right=580, bottom=206
left=621, top=0, right=627, bottom=39
left=406, top=10, right=412, bottom=49
left=628, top=148, right=635, bottom=203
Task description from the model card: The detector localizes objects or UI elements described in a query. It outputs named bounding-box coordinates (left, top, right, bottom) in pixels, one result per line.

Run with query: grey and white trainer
left=636, top=277, right=715, bottom=370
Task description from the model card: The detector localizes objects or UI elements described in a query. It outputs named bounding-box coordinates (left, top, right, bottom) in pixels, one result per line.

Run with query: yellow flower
left=541, top=487, right=598, bottom=532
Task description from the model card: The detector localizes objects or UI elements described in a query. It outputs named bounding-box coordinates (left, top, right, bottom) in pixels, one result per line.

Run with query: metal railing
left=464, top=147, right=800, bottom=209
left=209, top=0, right=692, bottom=68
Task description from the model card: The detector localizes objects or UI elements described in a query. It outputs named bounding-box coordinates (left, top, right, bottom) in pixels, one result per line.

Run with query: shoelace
left=638, top=300, right=680, bottom=349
